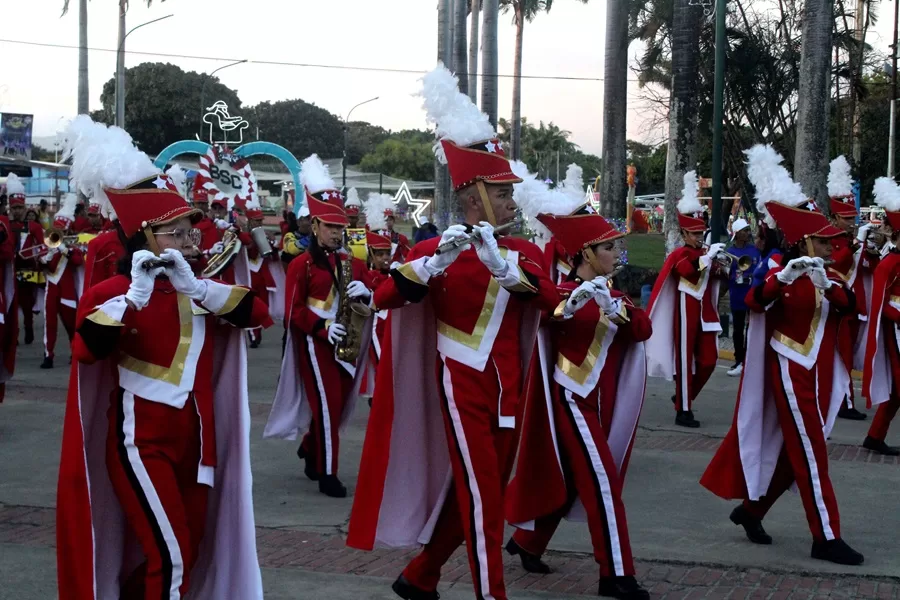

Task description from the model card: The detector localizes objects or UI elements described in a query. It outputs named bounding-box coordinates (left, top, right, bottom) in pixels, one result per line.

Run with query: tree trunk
left=77, top=0, right=89, bottom=115
left=510, top=3, right=525, bottom=161
left=794, top=0, right=835, bottom=212
left=469, top=0, right=481, bottom=102
left=115, top=0, right=127, bottom=128
left=851, top=0, right=867, bottom=166
left=664, top=0, right=704, bottom=252
left=436, top=0, right=454, bottom=230
left=481, top=0, right=500, bottom=129
left=453, top=0, right=469, bottom=95
left=599, top=0, right=629, bottom=219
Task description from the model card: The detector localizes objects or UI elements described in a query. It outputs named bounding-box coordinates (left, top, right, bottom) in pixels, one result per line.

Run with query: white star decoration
left=153, top=176, right=169, bottom=189
left=485, top=140, right=498, bottom=153
left=321, top=191, right=331, bottom=200
left=393, top=181, right=431, bottom=227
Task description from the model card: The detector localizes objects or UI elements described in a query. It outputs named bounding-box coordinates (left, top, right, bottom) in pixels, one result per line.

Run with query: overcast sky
left=1, top=0, right=897, bottom=157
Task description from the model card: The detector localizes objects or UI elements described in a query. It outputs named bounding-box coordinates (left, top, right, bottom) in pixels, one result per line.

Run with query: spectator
left=38, top=199, right=52, bottom=230
left=413, top=215, right=439, bottom=244
left=725, top=218, right=761, bottom=377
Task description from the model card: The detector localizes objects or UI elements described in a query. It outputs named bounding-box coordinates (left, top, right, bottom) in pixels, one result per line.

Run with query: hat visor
left=830, top=204, right=858, bottom=218
left=810, top=224, right=846, bottom=239
left=153, top=207, right=203, bottom=229
left=313, top=215, right=349, bottom=227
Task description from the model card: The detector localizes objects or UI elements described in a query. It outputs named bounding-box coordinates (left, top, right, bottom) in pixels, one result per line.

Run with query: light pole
left=343, top=97, right=379, bottom=188
left=707, top=0, right=727, bottom=243
left=889, top=0, right=899, bottom=177
left=198, top=59, right=248, bottom=139
left=114, top=13, right=173, bottom=128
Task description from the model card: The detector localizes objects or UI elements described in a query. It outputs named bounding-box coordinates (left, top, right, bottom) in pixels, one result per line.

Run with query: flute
left=433, top=218, right=524, bottom=255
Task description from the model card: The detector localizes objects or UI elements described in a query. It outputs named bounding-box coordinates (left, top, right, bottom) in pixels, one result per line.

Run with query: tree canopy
left=358, top=131, right=436, bottom=182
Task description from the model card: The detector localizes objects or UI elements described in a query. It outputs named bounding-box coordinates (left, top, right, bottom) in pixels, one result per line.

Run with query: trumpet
left=703, top=244, right=754, bottom=272
left=46, top=229, right=81, bottom=249
left=434, top=218, right=524, bottom=256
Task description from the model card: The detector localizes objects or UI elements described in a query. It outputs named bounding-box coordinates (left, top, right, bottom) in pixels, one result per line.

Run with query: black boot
left=863, top=436, right=900, bottom=456
left=729, top=505, right=772, bottom=545
left=40, top=356, right=54, bottom=370
left=24, top=327, right=34, bottom=345
left=838, top=405, right=867, bottom=421
left=249, top=340, right=260, bottom=349
left=296, top=445, right=319, bottom=481
left=318, top=475, right=348, bottom=498
left=675, top=410, right=700, bottom=428
left=598, top=576, right=650, bottom=600
left=505, top=538, right=553, bottom=574
left=811, top=539, right=864, bottom=566
left=391, top=575, right=440, bottom=600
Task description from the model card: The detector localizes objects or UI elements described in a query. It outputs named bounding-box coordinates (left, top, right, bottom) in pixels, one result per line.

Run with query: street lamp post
left=708, top=0, right=727, bottom=244
left=114, top=13, right=174, bottom=128
left=343, top=97, right=379, bottom=189
left=198, top=59, right=248, bottom=139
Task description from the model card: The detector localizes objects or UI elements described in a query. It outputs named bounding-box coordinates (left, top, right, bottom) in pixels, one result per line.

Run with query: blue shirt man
left=726, top=219, right=761, bottom=376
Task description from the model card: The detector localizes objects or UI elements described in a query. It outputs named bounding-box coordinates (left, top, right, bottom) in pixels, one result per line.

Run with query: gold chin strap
left=475, top=181, right=498, bottom=227
left=143, top=225, right=161, bottom=256
left=804, top=236, right=815, bottom=258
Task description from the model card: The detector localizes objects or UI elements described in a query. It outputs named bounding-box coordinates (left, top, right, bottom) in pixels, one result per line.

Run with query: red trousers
left=842, top=318, right=860, bottom=410
left=868, top=321, right=900, bottom=441
left=674, top=292, right=718, bottom=411
left=742, top=355, right=841, bottom=542
left=43, top=283, right=76, bottom=360
left=298, top=334, right=353, bottom=477
left=403, top=357, right=519, bottom=600
left=106, top=391, right=209, bottom=600
left=512, top=385, right=635, bottom=577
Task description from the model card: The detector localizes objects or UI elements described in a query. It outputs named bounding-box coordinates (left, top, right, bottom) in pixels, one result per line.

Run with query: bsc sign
left=208, top=163, right=245, bottom=192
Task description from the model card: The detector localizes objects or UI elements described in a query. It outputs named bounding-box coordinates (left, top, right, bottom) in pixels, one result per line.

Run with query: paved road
left=1, top=320, right=899, bottom=599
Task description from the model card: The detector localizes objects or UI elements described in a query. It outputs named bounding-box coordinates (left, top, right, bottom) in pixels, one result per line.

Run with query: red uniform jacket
left=11, top=220, right=45, bottom=275
left=0, top=217, right=17, bottom=395
left=72, top=216, right=92, bottom=233
left=83, top=230, right=126, bottom=289
left=44, top=248, right=84, bottom=305
left=863, top=252, right=900, bottom=406
left=196, top=217, right=222, bottom=253
left=377, top=229, right=410, bottom=264
left=247, top=245, right=278, bottom=308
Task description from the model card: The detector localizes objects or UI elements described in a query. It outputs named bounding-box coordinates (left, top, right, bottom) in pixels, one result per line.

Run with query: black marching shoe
left=675, top=410, right=700, bottom=428
left=729, top=505, right=772, bottom=545
left=863, top=436, right=900, bottom=456
left=391, top=575, right=440, bottom=600
left=505, top=538, right=553, bottom=574
left=318, top=475, right=348, bottom=498
left=40, top=357, right=53, bottom=369
left=24, top=327, right=34, bottom=345
left=249, top=340, right=260, bottom=349
left=811, top=539, right=864, bottom=566
left=838, top=405, right=867, bottom=421
left=598, top=576, right=650, bottom=600
left=296, top=445, right=319, bottom=481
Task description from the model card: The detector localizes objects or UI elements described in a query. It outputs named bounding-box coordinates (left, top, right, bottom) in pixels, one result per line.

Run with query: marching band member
left=281, top=205, right=312, bottom=263
left=82, top=217, right=126, bottom=289
left=345, top=187, right=363, bottom=229
left=364, top=199, right=395, bottom=369
left=245, top=197, right=279, bottom=348
left=57, top=115, right=269, bottom=600
left=190, top=177, right=222, bottom=253
left=827, top=156, right=872, bottom=420
left=861, top=177, right=900, bottom=456
left=701, top=145, right=863, bottom=567
left=39, top=194, right=84, bottom=369
left=504, top=206, right=651, bottom=600
left=371, top=194, right=410, bottom=264
left=265, top=155, right=374, bottom=499
left=347, top=64, right=558, bottom=600
left=646, top=171, right=727, bottom=428
left=84, top=203, right=105, bottom=234
left=7, top=174, right=46, bottom=345
left=0, top=182, right=15, bottom=403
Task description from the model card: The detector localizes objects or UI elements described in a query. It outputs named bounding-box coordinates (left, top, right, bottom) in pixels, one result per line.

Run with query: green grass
left=625, top=233, right=665, bottom=270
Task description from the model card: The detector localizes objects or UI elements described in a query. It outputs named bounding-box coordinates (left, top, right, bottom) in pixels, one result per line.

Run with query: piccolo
left=143, top=258, right=175, bottom=270
left=434, top=218, right=524, bottom=255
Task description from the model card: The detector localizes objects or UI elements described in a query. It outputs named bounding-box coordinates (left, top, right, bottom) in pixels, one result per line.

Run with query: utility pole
left=709, top=0, right=727, bottom=243
left=890, top=0, right=899, bottom=177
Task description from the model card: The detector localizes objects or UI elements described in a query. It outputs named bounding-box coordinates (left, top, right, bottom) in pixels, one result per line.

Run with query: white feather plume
left=299, top=154, right=336, bottom=195
left=165, top=164, right=187, bottom=197
left=3, top=173, right=25, bottom=196
left=365, top=193, right=395, bottom=230
left=345, top=188, right=362, bottom=208
left=827, top=155, right=854, bottom=198
left=561, top=164, right=584, bottom=196
left=511, top=160, right=586, bottom=242
left=677, top=171, right=704, bottom=215
left=874, top=177, right=900, bottom=212
left=420, top=62, right=496, bottom=164
left=745, top=144, right=807, bottom=227
left=56, top=193, right=78, bottom=222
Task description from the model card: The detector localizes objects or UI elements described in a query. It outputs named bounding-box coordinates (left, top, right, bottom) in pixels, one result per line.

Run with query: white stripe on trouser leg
left=777, top=356, right=835, bottom=541
left=441, top=363, right=495, bottom=600
left=306, top=336, right=333, bottom=475
left=43, top=283, right=49, bottom=358
left=564, top=390, right=625, bottom=576
left=121, top=392, right=185, bottom=599
left=679, top=293, right=690, bottom=411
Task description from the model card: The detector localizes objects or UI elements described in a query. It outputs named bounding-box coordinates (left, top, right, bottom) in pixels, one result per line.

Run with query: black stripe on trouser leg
left=559, top=385, right=616, bottom=577
left=302, top=336, right=328, bottom=476
left=775, top=359, right=828, bottom=540
left=115, top=390, right=173, bottom=600
left=437, top=362, right=484, bottom=599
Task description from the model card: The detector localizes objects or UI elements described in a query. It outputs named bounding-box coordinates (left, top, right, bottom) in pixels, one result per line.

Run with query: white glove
left=593, top=284, right=620, bottom=315
left=215, top=219, right=230, bottom=230
left=327, top=322, right=347, bottom=345
left=564, top=280, right=598, bottom=317
left=425, top=225, right=471, bottom=275
left=162, top=249, right=208, bottom=300
left=883, top=241, right=896, bottom=259
left=857, top=223, right=873, bottom=244
left=346, top=280, right=371, bottom=302
left=209, top=241, right=225, bottom=255
left=706, top=243, right=726, bottom=259
left=810, top=266, right=834, bottom=290
left=389, top=261, right=403, bottom=270
left=776, top=258, right=814, bottom=284
left=125, top=250, right=166, bottom=310
left=39, top=247, right=58, bottom=264
left=473, top=222, right=508, bottom=277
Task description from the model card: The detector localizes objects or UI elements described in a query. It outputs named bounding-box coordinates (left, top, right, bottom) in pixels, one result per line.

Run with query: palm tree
left=794, top=0, right=835, bottom=211
left=61, top=0, right=89, bottom=115
left=454, top=0, right=469, bottom=95
left=469, top=0, right=481, bottom=102
left=599, top=0, right=629, bottom=218
left=663, top=0, right=704, bottom=251
left=481, top=0, right=500, bottom=128
left=436, top=0, right=454, bottom=230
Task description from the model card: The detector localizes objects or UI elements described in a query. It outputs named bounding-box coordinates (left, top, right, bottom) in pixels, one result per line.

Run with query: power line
left=0, top=37, right=644, bottom=83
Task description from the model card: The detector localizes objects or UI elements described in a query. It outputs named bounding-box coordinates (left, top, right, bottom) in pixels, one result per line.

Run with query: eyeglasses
left=155, top=228, right=202, bottom=247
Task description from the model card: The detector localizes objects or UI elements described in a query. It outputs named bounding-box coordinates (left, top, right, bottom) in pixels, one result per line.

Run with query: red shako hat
left=4, top=173, right=26, bottom=206
left=828, top=156, right=858, bottom=218
left=676, top=171, right=707, bottom=232
left=366, top=230, right=393, bottom=250
left=536, top=213, right=626, bottom=258
left=764, top=202, right=843, bottom=246
left=87, top=203, right=101, bottom=215
left=873, top=177, right=900, bottom=230
left=344, top=188, right=362, bottom=217
left=677, top=213, right=707, bottom=232
left=191, top=177, right=210, bottom=204
left=105, top=173, right=201, bottom=238
left=441, top=139, right=523, bottom=192
left=300, top=154, right=348, bottom=226
left=830, top=195, right=857, bottom=218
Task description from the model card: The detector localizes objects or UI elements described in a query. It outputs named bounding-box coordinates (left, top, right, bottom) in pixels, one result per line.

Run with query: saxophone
left=335, top=255, right=372, bottom=362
